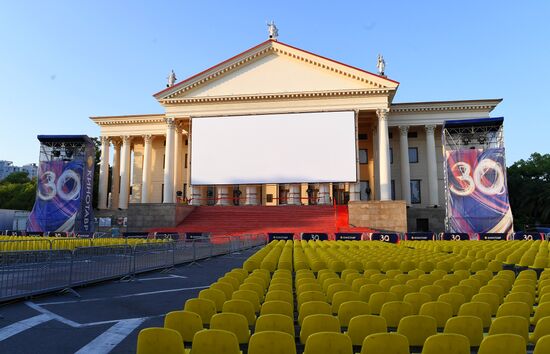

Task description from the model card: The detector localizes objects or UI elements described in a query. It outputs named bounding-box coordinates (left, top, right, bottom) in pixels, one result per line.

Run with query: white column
left=98, top=136, right=110, bottom=209
left=318, top=183, right=330, bottom=205
left=373, top=127, right=380, bottom=200
left=216, top=186, right=230, bottom=206
left=118, top=135, right=132, bottom=209
left=425, top=124, right=439, bottom=206
left=349, top=182, right=360, bottom=201
left=288, top=184, right=301, bottom=205
left=399, top=126, right=412, bottom=205
left=163, top=118, right=176, bottom=203
left=245, top=186, right=258, bottom=205
left=110, top=140, right=121, bottom=209
left=377, top=108, right=391, bottom=201
left=173, top=126, right=182, bottom=202
left=190, top=185, right=201, bottom=206
left=141, top=134, right=153, bottom=203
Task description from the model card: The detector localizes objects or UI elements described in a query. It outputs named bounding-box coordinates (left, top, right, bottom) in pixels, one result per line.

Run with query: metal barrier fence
left=0, top=234, right=267, bottom=302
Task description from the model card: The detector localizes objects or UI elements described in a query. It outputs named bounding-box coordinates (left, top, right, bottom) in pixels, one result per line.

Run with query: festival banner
left=27, top=137, right=95, bottom=233
left=445, top=148, right=513, bottom=233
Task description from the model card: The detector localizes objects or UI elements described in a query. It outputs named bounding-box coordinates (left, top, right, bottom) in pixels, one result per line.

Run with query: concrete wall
left=348, top=200, right=407, bottom=233
left=407, top=207, right=446, bottom=233
left=126, top=204, right=195, bottom=232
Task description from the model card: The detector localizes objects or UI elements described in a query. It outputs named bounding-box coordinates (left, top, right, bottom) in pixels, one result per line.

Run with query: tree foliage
left=0, top=172, right=37, bottom=210
left=507, top=153, right=550, bottom=229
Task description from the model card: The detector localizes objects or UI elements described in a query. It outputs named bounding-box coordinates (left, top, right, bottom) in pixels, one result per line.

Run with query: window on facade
left=358, top=133, right=368, bottom=140
left=391, top=180, right=396, bottom=200
left=389, top=147, right=393, bottom=164
left=359, top=149, right=368, bottom=164
left=185, top=139, right=188, bottom=146
left=416, top=218, right=429, bottom=232
left=408, top=131, right=418, bottom=139
left=360, top=181, right=371, bottom=201
left=408, top=147, right=419, bottom=163
left=411, top=180, right=421, bottom=204
left=185, top=153, right=188, bottom=168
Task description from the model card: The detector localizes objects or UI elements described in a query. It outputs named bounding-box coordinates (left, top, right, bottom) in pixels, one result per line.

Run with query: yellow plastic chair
left=471, top=292, right=500, bottom=316
left=420, top=285, right=445, bottom=301
left=239, top=282, right=264, bottom=301
left=222, top=299, right=256, bottom=325
left=338, top=300, right=370, bottom=327
left=444, top=315, right=484, bottom=347
left=449, top=285, right=474, bottom=302
left=298, top=301, right=332, bottom=325
left=397, top=314, right=437, bottom=347
left=380, top=301, right=414, bottom=328
left=304, top=332, right=352, bottom=354
left=210, top=312, right=250, bottom=344
left=360, top=332, right=409, bottom=354
left=300, top=314, right=341, bottom=344
left=211, top=282, right=234, bottom=300
left=477, top=333, right=526, bottom=354
left=532, top=302, right=550, bottom=325
left=231, top=289, right=261, bottom=312
left=458, top=302, right=492, bottom=329
left=255, top=314, right=295, bottom=336
left=219, top=276, right=239, bottom=291
left=488, top=316, right=529, bottom=342
left=346, top=314, right=386, bottom=346
left=530, top=317, right=550, bottom=344
left=189, top=329, right=241, bottom=354
left=199, top=288, right=226, bottom=312
left=404, top=292, right=432, bottom=314
left=297, top=282, right=323, bottom=294
left=163, top=310, right=202, bottom=343
left=505, top=291, right=534, bottom=307
left=496, top=301, right=531, bottom=322
left=421, top=333, right=470, bottom=354
left=368, top=292, right=398, bottom=315
left=136, top=327, right=184, bottom=354
left=389, top=284, right=414, bottom=301
left=331, top=291, right=360, bottom=314
left=248, top=331, right=297, bottom=354
left=327, top=283, right=352, bottom=303
left=264, top=289, right=292, bottom=304
left=184, top=298, right=216, bottom=325
left=260, top=300, right=293, bottom=319
left=419, top=301, right=453, bottom=328
left=534, top=334, right=550, bottom=354
left=268, top=283, right=292, bottom=293
left=359, top=284, right=384, bottom=302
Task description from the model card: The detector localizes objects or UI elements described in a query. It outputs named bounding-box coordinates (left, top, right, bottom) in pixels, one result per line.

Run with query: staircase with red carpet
left=158, top=205, right=373, bottom=237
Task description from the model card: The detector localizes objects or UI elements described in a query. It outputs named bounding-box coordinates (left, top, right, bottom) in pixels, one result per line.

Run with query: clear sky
left=0, top=0, right=548, bottom=166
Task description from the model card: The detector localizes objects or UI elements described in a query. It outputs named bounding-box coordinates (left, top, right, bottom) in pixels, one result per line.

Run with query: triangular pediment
left=155, top=40, right=399, bottom=102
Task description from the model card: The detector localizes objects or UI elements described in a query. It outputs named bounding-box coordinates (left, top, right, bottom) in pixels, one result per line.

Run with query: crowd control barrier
left=0, top=234, right=266, bottom=302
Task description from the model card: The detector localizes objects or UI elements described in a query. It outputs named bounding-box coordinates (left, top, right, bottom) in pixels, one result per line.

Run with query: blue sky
left=0, top=0, right=548, bottom=166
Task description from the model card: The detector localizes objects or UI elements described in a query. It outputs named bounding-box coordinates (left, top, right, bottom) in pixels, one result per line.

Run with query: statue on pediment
left=377, top=54, right=386, bottom=76
left=167, top=70, right=177, bottom=87
left=267, top=21, right=279, bottom=40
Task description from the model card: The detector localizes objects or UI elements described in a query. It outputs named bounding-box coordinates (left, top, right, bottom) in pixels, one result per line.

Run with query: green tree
left=507, top=153, right=550, bottom=229
left=0, top=172, right=37, bottom=210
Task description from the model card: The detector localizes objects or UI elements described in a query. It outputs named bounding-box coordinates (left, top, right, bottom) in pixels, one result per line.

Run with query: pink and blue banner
left=27, top=136, right=95, bottom=234
left=445, top=148, right=513, bottom=233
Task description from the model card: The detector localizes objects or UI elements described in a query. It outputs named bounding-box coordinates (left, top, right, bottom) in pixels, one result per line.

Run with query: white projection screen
left=190, top=111, right=357, bottom=185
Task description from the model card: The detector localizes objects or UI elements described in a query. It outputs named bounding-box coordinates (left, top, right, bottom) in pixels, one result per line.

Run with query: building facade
left=91, top=39, right=501, bottom=229
left=0, top=161, right=38, bottom=181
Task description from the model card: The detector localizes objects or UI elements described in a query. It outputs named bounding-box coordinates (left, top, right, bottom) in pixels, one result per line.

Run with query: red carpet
left=153, top=205, right=373, bottom=238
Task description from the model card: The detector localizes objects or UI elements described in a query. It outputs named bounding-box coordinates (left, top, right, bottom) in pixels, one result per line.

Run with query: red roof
left=153, top=39, right=399, bottom=99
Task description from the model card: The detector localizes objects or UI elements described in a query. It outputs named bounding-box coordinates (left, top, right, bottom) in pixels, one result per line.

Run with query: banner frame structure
left=27, top=135, right=96, bottom=234
left=442, top=117, right=513, bottom=234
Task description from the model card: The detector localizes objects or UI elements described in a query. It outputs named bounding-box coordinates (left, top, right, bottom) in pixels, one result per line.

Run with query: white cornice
left=90, top=114, right=167, bottom=126
left=390, top=99, right=502, bottom=114
left=162, top=89, right=392, bottom=105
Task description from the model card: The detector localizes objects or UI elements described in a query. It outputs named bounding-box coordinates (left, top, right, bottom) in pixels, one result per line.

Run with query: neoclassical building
left=92, top=36, right=501, bottom=230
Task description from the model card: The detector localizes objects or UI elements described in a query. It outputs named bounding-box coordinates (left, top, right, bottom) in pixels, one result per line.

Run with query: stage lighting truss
left=443, top=125, right=504, bottom=150
left=39, top=141, right=88, bottom=162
